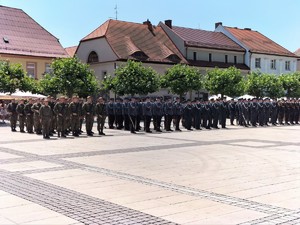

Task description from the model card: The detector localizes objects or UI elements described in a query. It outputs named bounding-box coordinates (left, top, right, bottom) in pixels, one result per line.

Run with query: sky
left=1, top=0, right=299, bottom=52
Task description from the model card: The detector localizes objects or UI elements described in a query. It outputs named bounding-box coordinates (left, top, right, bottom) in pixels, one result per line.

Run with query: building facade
left=294, top=48, right=300, bottom=71
left=0, top=5, right=67, bottom=79
left=75, top=19, right=188, bottom=98
left=158, top=20, right=249, bottom=74
left=215, top=23, right=298, bottom=74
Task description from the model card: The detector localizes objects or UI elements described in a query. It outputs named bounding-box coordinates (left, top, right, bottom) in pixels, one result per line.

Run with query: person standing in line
left=31, top=98, right=42, bottom=134
left=228, top=99, right=236, bottom=125
left=54, top=96, right=67, bottom=138
left=219, top=98, right=227, bottom=129
left=107, top=98, right=115, bottom=129
left=163, top=98, right=173, bottom=132
left=95, top=97, right=107, bottom=135
left=82, top=96, right=95, bottom=136
left=69, top=96, right=81, bottom=137
left=122, top=97, right=130, bottom=131
left=39, top=99, right=52, bottom=139
left=128, top=97, right=138, bottom=134
left=114, top=98, right=123, bottom=129
left=7, top=99, right=18, bottom=132
left=24, top=98, right=34, bottom=133
left=16, top=99, right=26, bottom=133
left=142, top=96, right=153, bottom=133
left=152, top=97, right=164, bottom=132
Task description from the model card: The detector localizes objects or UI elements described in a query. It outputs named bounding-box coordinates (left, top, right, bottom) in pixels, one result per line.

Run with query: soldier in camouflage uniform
left=24, top=98, right=34, bottom=133
left=95, top=97, right=107, bottom=135
left=16, top=99, right=26, bottom=133
left=69, top=96, right=81, bottom=137
left=54, top=96, right=67, bottom=138
left=82, top=96, right=95, bottom=136
left=39, top=99, right=52, bottom=139
left=7, top=99, right=18, bottom=132
left=31, top=98, right=42, bottom=134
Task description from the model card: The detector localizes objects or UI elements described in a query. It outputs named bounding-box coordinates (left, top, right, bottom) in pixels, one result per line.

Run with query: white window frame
left=255, top=58, right=261, bottom=68
left=26, top=62, right=36, bottom=78
left=45, top=63, right=52, bottom=74
left=271, top=59, right=276, bottom=70
left=285, top=61, right=291, bottom=71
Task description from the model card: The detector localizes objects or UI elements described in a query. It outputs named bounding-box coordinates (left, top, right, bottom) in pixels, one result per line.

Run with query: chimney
left=143, top=19, right=153, bottom=32
left=215, top=22, right=222, bottom=29
left=244, top=28, right=252, bottom=31
left=165, top=20, right=172, bottom=29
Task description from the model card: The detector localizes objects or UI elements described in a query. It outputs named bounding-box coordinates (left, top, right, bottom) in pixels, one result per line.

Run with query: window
left=193, top=52, right=197, bottom=61
left=234, top=56, right=237, bottom=64
left=167, top=54, right=180, bottom=63
left=225, top=55, right=228, bottom=63
left=45, top=63, right=52, bottom=74
left=271, top=59, right=276, bottom=70
left=209, top=53, right=212, bottom=62
left=255, top=58, right=261, bottom=68
left=26, top=62, right=36, bottom=78
left=132, top=51, right=148, bottom=60
left=87, top=51, right=99, bottom=63
left=101, top=71, right=107, bottom=80
left=285, top=61, right=291, bottom=71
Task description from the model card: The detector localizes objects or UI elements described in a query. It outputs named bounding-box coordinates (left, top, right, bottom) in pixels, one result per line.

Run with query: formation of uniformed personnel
left=5, top=95, right=300, bottom=139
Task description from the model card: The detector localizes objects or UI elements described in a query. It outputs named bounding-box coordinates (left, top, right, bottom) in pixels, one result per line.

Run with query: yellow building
left=0, top=5, right=67, bottom=79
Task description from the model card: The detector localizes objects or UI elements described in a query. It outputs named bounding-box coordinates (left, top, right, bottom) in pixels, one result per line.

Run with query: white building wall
left=158, top=22, right=186, bottom=56
left=250, top=53, right=297, bottom=74
left=187, top=47, right=244, bottom=64
left=76, top=38, right=118, bottom=63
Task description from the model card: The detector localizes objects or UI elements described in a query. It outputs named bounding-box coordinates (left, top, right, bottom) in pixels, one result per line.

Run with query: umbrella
left=235, top=94, right=255, bottom=100
left=10, top=90, right=46, bottom=99
left=209, top=94, right=233, bottom=100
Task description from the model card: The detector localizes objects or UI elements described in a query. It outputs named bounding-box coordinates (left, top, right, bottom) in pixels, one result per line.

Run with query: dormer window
left=131, top=51, right=148, bottom=60
left=87, top=51, right=99, bottom=63
left=167, top=54, right=180, bottom=63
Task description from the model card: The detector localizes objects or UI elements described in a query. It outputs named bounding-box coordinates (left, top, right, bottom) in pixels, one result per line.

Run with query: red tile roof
left=65, top=46, right=77, bottom=57
left=171, top=26, right=244, bottom=52
left=0, top=5, right=67, bottom=58
left=81, top=20, right=187, bottom=64
left=294, top=48, right=300, bottom=56
left=224, top=26, right=297, bottom=57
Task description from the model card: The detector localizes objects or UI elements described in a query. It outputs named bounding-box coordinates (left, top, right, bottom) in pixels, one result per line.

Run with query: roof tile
left=81, top=20, right=187, bottom=64
left=225, top=27, right=297, bottom=57
left=171, top=26, right=244, bottom=52
left=0, top=5, right=67, bottom=58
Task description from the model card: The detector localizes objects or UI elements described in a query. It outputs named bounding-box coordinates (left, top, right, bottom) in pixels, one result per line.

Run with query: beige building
left=75, top=19, right=188, bottom=98
left=0, top=5, right=67, bottom=79
left=295, top=48, right=300, bottom=71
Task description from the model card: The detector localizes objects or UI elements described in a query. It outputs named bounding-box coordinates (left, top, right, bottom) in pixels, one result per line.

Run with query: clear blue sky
left=1, top=0, right=299, bottom=52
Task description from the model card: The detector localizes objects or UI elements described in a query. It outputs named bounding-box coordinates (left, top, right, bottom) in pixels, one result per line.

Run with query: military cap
left=87, top=96, right=92, bottom=99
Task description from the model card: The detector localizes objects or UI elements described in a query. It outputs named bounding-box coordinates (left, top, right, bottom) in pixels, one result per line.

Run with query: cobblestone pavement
left=0, top=123, right=299, bottom=224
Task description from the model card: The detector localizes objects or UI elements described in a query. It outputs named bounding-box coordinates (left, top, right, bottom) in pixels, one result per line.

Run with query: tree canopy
left=278, top=72, right=300, bottom=98
left=205, top=66, right=245, bottom=98
left=0, top=61, right=37, bottom=94
left=102, top=60, right=160, bottom=96
left=161, top=64, right=203, bottom=98
left=38, top=57, right=99, bottom=98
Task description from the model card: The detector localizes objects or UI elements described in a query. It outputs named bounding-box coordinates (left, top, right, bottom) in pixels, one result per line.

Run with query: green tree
left=0, top=61, right=37, bottom=93
left=38, top=57, right=99, bottom=98
left=279, top=72, right=300, bottom=97
left=161, top=64, right=203, bottom=98
left=104, top=60, right=160, bottom=96
left=205, top=66, right=245, bottom=98
left=246, top=72, right=284, bottom=98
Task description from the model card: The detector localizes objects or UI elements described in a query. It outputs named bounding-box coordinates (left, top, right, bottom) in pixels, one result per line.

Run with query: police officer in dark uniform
left=228, top=99, right=236, bottom=125
left=142, top=96, right=153, bottom=133
left=219, top=98, right=227, bottom=129
left=152, top=97, right=164, bottom=132
left=163, top=98, right=173, bottom=131
left=193, top=99, right=202, bottom=130
left=270, top=99, right=278, bottom=125
left=114, top=98, right=123, bottom=129
left=128, top=97, right=138, bottom=133
left=122, top=97, right=130, bottom=131
left=173, top=97, right=183, bottom=131
left=250, top=98, right=258, bottom=127
left=211, top=99, right=220, bottom=129
left=183, top=99, right=193, bottom=130
left=202, top=100, right=211, bottom=129
left=107, top=98, right=115, bottom=129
